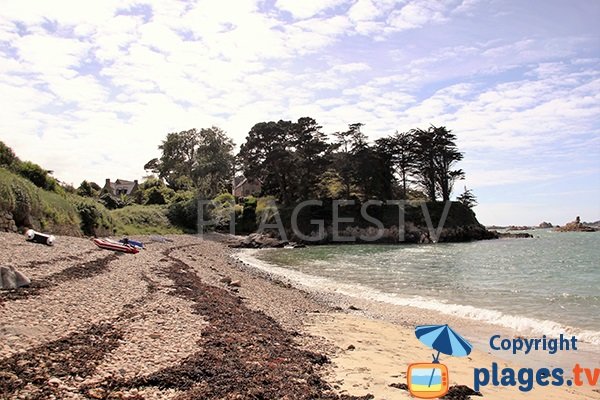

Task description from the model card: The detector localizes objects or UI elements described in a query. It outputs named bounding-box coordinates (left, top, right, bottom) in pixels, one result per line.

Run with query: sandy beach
left=1, top=232, right=598, bottom=399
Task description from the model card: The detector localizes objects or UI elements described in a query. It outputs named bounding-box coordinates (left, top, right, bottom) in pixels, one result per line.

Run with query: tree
left=412, top=126, right=464, bottom=201
left=411, top=128, right=437, bottom=201
left=155, top=128, right=200, bottom=188
left=332, top=123, right=367, bottom=198
left=146, top=127, right=235, bottom=195
left=290, top=117, right=331, bottom=200
left=238, top=120, right=296, bottom=204
left=457, top=186, right=478, bottom=208
left=374, top=136, right=402, bottom=199
left=391, top=131, right=417, bottom=199
left=193, top=127, right=235, bottom=199
left=431, top=126, right=464, bottom=201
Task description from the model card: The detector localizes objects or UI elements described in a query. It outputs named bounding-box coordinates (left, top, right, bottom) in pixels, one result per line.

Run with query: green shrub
left=167, top=197, right=197, bottom=231
left=144, top=186, right=170, bottom=205
left=77, top=180, right=95, bottom=197
left=111, top=205, right=182, bottom=235
left=15, top=160, right=59, bottom=192
left=236, top=196, right=257, bottom=233
left=100, top=192, right=125, bottom=209
left=73, top=197, right=113, bottom=236
left=0, top=141, right=18, bottom=168
left=255, top=196, right=278, bottom=225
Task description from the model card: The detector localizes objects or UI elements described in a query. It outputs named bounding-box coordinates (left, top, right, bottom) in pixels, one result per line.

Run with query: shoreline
left=234, top=247, right=600, bottom=352
left=233, top=246, right=600, bottom=398
left=0, top=232, right=598, bottom=399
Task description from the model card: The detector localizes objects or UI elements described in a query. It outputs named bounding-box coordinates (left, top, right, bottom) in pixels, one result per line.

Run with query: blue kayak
left=119, top=238, right=144, bottom=249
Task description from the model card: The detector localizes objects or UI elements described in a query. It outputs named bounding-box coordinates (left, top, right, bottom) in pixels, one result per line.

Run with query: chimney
left=134, top=180, right=138, bottom=184
left=105, top=178, right=110, bottom=185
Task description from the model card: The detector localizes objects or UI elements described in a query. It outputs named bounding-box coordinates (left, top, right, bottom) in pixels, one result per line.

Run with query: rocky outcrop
left=228, top=223, right=498, bottom=247
left=538, top=222, right=553, bottom=228
left=497, top=232, right=533, bottom=239
left=229, top=233, right=290, bottom=248
left=0, top=265, right=31, bottom=289
left=554, top=216, right=598, bottom=232
left=507, top=225, right=533, bottom=231
left=0, top=212, right=18, bottom=233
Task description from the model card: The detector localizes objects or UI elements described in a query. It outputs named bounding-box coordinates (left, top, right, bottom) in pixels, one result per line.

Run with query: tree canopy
left=145, top=127, right=234, bottom=197
left=143, top=119, right=471, bottom=206
left=237, top=119, right=467, bottom=204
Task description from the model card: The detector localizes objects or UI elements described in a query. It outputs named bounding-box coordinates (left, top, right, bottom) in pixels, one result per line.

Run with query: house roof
left=104, top=178, right=138, bottom=195
left=114, top=179, right=135, bottom=185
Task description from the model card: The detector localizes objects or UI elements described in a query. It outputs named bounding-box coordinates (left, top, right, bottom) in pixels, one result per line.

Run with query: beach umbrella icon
left=415, top=324, right=473, bottom=387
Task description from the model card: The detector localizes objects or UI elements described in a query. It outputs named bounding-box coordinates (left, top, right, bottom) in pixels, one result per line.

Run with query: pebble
left=48, top=377, right=62, bottom=386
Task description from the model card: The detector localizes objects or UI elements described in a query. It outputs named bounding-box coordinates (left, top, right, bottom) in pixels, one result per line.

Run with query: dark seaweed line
left=94, top=246, right=373, bottom=400
left=0, top=274, right=162, bottom=400
left=0, top=323, right=123, bottom=400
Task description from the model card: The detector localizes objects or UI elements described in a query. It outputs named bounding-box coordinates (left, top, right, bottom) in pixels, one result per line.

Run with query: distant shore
left=1, top=232, right=597, bottom=399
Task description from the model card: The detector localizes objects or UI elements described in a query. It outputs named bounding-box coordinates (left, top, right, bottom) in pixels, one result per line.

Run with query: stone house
left=102, top=178, right=140, bottom=197
left=233, top=177, right=261, bottom=197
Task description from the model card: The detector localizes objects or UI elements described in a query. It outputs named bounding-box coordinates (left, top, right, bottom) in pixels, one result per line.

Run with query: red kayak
left=93, top=238, right=139, bottom=254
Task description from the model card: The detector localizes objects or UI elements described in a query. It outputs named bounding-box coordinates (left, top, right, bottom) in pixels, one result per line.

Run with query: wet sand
left=0, top=232, right=597, bottom=399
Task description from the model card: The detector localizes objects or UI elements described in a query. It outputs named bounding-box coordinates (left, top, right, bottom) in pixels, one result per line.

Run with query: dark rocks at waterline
left=538, top=221, right=553, bottom=228
left=496, top=231, right=534, bottom=239
left=228, top=233, right=290, bottom=248
left=228, top=225, right=499, bottom=247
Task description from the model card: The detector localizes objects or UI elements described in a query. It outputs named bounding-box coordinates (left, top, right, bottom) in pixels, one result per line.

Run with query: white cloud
left=0, top=0, right=598, bottom=230
left=15, top=34, right=89, bottom=77
left=275, top=0, right=351, bottom=19
left=387, top=1, right=448, bottom=30
left=332, top=62, right=371, bottom=73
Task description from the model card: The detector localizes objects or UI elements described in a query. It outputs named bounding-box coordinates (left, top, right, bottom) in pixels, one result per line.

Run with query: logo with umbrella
left=407, top=324, right=473, bottom=399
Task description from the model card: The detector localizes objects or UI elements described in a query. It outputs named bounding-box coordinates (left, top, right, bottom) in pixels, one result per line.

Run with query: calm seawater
left=248, top=229, right=600, bottom=344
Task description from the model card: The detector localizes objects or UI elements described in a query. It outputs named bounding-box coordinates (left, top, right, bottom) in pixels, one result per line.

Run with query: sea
left=239, top=229, right=600, bottom=347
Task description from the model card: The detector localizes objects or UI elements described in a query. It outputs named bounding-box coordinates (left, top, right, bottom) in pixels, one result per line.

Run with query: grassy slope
left=111, top=205, right=183, bottom=235
left=0, top=168, right=83, bottom=235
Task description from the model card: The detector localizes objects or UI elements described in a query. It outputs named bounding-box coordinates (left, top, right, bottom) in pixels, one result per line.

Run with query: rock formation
left=0, top=265, right=31, bottom=289
left=0, top=212, right=18, bottom=232
left=554, top=216, right=598, bottom=232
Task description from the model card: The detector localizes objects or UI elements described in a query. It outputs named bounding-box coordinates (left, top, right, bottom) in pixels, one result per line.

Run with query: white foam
left=235, top=249, right=600, bottom=346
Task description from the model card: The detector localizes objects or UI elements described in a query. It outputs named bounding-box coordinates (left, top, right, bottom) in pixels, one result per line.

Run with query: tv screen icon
left=407, top=362, right=449, bottom=399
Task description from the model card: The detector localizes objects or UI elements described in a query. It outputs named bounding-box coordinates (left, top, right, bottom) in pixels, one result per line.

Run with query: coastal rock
left=538, top=221, right=553, bottom=228
left=229, top=233, right=289, bottom=248
left=507, top=225, right=533, bottom=231
left=554, top=216, right=598, bottom=232
left=0, top=265, right=31, bottom=290
left=496, top=232, right=533, bottom=239
left=229, top=280, right=241, bottom=287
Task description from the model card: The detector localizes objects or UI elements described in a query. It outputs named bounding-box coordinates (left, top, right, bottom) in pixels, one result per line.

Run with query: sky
left=0, top=0, right=599, bottom=226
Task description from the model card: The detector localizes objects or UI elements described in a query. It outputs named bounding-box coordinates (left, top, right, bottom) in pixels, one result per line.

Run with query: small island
left=554, top=216, right=599, bottom=232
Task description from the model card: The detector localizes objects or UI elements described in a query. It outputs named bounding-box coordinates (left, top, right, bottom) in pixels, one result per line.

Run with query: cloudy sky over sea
left=1, top=0, right=598, bottom=225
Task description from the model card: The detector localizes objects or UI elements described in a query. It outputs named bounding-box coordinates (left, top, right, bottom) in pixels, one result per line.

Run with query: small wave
left=234, top=250, right=600, bottom=346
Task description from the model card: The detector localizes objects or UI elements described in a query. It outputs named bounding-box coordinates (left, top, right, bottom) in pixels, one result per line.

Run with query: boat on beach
left=92, top=238, right=139, bottom=254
